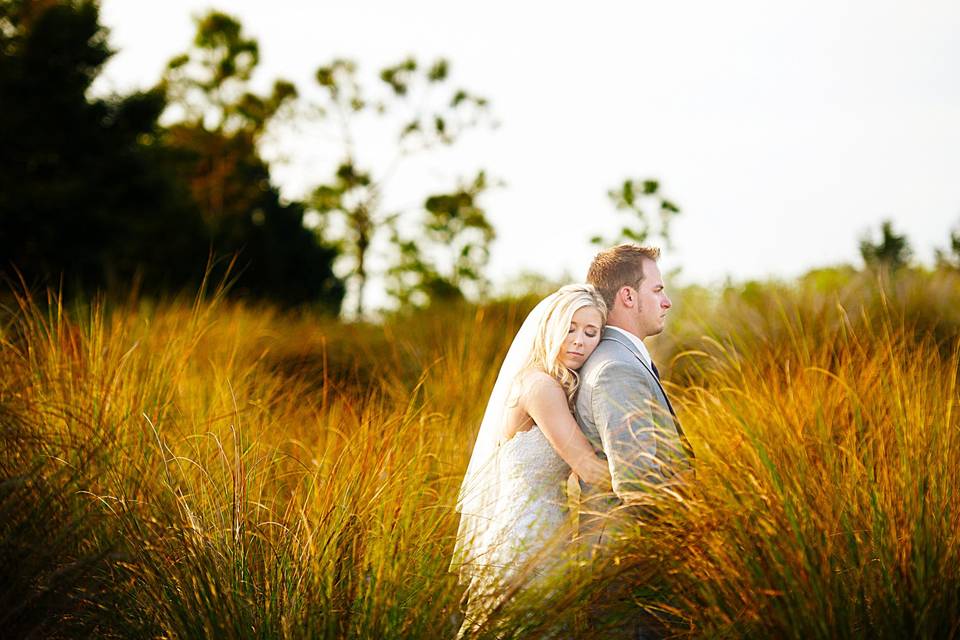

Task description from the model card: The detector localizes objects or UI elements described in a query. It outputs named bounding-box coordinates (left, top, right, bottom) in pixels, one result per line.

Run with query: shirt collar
left=605, top=325, right=652, bottom=369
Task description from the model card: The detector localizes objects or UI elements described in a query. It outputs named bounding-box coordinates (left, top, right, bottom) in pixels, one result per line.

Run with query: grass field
left=2, top=268, right=958, bottom=639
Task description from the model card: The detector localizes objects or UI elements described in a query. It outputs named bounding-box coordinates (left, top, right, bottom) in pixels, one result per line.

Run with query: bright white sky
left=95, top=0, right=960, bottom=309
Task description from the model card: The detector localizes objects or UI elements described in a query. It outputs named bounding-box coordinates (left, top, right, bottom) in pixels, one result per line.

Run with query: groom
left=574, top=244, right=694, bottom=634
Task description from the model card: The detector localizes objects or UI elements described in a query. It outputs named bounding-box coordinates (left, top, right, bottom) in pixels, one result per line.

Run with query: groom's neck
left=606, top=319, right=644, bottom=340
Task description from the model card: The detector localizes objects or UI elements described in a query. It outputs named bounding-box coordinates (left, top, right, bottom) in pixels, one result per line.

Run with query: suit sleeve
left=590, top=360, right=671, bottom=500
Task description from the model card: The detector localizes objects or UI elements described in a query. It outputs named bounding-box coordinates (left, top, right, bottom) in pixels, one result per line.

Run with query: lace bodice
left=496, top=425, right=571, bottom=514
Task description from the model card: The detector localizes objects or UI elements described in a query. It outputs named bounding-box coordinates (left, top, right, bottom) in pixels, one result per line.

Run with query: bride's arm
left=523, top=374, right=611, bottom=487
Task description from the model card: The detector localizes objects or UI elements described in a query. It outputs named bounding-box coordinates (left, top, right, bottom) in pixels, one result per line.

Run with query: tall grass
left=1, top=270, right=958, bottom=638
left=660, top=315, right=960, bottom=638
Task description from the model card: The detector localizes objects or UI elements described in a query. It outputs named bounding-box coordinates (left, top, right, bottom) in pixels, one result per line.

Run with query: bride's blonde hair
left=524, top=284, right=607, bottom=406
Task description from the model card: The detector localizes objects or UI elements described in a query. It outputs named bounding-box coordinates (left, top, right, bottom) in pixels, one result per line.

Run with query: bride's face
left=558, top=306, right=604, bottom=370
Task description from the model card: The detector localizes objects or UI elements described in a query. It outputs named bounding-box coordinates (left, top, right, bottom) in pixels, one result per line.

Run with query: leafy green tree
left=385, top=170, right=495, bottom=308
left=859, top=219, right=912, bottom=272
left=308, top=56, right=492, bottom=315
left=591, top=178, right=680, bottom=248
left=159, top=11, right=343, bottom=311
left=160, top=10, right=297, bottom=139
left=934, top=222, right=960, bottom=270
left=0, top=0, right=208, bottom=296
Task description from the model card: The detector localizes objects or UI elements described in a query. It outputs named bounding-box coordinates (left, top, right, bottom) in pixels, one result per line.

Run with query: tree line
left=2, top=2, right=957, bottom=316
left=0, top=1, right=499, bottom=315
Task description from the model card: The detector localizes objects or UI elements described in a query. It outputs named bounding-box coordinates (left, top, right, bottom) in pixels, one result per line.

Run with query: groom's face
left=634, top=259, right=672, bottom=338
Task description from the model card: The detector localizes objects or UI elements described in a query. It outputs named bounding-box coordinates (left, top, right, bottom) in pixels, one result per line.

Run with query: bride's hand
left=578, top=457, right=612, bottom=491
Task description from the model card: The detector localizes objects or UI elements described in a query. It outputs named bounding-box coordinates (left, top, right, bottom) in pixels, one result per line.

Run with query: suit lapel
left=600, top=330, right=693, bottom=457
left=600, top=331, right=667, bottom=399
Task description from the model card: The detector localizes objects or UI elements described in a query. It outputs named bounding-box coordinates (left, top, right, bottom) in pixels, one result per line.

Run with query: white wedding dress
left=452, top=294, right=581, bottom=637
left=457, top=424, right=572, bottom=636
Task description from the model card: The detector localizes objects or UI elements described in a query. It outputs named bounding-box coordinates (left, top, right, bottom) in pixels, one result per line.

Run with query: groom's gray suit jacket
left=574, top=327, right=692, bottom=539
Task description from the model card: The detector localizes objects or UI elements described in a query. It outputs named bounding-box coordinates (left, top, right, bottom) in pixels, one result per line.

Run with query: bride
left=451, top=284, right=612, bottom=636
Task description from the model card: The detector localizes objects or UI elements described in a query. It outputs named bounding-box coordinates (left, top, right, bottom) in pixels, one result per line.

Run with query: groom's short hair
left=587, top=244, right=661, bottom=309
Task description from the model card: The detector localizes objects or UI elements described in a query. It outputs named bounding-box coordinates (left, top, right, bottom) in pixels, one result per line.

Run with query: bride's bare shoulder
left=516, top=369, right=562, bottom=397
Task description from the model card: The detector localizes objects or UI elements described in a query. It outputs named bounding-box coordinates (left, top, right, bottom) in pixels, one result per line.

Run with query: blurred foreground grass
left=1, top=268, right=958, bottom=638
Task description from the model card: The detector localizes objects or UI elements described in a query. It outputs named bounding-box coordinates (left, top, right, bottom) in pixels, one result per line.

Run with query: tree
left=159, top=10, right=299, bottom=140
left=421, top=170, right=495, bottom=298
left=158, top=11, right=343, bottom=311
left=859, top=219, right=912, bottom=272
left=307, top=56, right=492, bottom=315
left=0, top=0, right=208, bottom=296
left=934, top=221, right=960, bottom=270
left=591, top=178, right=681, bottom=248
left=0, top=3, right=343, bottom=310
left=384, top=170, right=495, bottom=308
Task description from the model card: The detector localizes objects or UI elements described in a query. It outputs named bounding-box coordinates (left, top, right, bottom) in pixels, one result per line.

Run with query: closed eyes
left=570, top=325, right=600, bottom=337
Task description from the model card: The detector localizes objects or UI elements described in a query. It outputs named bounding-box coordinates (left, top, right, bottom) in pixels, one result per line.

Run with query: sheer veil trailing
left=450, top=295, right=553, bottom=584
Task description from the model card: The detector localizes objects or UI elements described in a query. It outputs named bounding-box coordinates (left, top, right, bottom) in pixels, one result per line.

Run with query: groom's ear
left=618, top=286, right=635, bottom=308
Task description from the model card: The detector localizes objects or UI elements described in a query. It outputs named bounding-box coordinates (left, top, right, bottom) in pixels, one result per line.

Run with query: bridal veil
left=450, top=294, right=554, bottom=584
